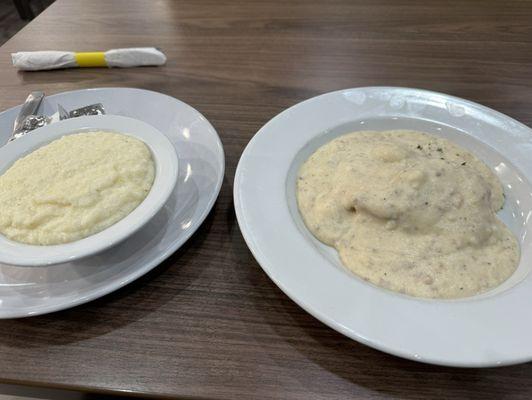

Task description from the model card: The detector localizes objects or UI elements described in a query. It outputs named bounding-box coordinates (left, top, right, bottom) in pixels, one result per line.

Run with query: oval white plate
left=0, top=87, right=224, bottom=318
left=234, top=87, right=532, bottom=367
left=0, top=115, right=178, bottom=266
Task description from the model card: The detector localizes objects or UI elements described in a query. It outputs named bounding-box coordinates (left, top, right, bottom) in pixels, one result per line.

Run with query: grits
left=0, top=131, right=154, bottom=245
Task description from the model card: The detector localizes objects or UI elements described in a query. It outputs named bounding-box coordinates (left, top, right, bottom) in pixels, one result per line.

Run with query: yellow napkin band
left=74, top=52, right=107, bottom=67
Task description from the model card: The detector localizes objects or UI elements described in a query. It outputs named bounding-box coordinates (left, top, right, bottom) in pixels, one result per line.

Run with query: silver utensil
left=10, top=91, right=45, bottom=142
left=57, top=103, right=70, bottom=120
left=17, top=114, right=52, bottom=134
left=67, top=103, right=105, bottom=118
left=57, top=103, right=105, bottom=120
left=6, top=99, right=107, bottom=145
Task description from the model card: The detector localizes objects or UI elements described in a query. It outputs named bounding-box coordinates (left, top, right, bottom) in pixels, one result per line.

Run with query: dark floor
left=0, top=0, right=55, bottom=46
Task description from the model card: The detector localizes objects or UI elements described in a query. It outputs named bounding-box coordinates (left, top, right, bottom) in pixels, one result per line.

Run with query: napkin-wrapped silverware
left=12, top=47, right=166, bottom=71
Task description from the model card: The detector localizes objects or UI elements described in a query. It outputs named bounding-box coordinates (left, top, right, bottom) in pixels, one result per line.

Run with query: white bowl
left=0, top=115, right=178, bottom=266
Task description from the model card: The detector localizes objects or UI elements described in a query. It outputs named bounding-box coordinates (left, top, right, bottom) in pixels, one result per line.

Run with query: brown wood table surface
left=0, top=0, right=532, bottom=398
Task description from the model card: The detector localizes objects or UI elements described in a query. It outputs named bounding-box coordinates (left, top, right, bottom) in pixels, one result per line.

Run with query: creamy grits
left=0, top=131, right=155, bottom=245
left=296, top=130, right=519, bottom=299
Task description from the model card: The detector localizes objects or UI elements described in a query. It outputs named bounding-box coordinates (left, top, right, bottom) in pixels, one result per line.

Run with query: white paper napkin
left=11, top=47, right=167, bottom=71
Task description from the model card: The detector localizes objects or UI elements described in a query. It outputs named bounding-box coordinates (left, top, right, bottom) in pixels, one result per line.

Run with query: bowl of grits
left=0, top=115, right=178, bottom=266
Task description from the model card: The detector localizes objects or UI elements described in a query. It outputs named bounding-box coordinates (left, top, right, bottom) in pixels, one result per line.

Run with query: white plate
left=0, top=88, right=224, bottom=318
left=0, top=115, right=178, bottom=266
left=234, top=87, right=532, bottom=367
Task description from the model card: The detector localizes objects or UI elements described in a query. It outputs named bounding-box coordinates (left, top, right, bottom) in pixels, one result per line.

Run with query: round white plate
left=0, top=115, right=178, bottom=266
left=234, top=87, right=532, bottom=367
left=0, top=88, right=224, bottom=318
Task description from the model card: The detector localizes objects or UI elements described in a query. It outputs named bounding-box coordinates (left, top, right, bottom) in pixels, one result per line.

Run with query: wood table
left=1, top=0, right=532, bottom=398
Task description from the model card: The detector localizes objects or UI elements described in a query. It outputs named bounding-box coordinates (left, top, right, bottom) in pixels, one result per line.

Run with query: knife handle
left=13, top=91, right=45, bottom=134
